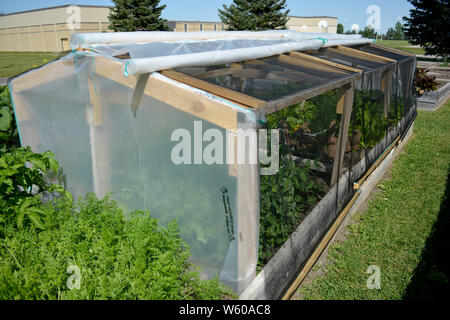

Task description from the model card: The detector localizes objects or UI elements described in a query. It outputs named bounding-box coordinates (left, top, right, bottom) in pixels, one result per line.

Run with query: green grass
left=298, top=102, right=450, bottom=300
left=376, top=40, right=426, bottom=55
left=0, top=52, right=62, bottom=78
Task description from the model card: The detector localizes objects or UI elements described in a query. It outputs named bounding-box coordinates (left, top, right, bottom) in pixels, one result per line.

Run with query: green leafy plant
left=259, top=156, right=325, bottom=266
left=0, top=147, right=70, bottom=230
left=0, top=194, right=234, bottom=300
left=0, top=86, right=19, bottom=152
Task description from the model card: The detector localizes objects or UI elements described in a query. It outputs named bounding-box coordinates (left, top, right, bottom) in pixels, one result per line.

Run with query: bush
left=414, top=68, right=438, bottom=95
left=0, top=86, right=19, bottom=152
left=0, top=194, right=233, bottom=300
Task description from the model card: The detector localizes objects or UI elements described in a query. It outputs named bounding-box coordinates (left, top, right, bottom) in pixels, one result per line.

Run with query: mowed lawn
left=0, top=52, right=62, bottom=78
left=298, top=101, right=450, bottom=300
left=376, top=40, right=425, bottom=55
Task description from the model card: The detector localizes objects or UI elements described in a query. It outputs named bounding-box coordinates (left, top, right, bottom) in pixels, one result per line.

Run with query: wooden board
left=161, top=69, right=266, bottom=109
left=260, top=73, right=360, bottom=116
left=330, top=81, right=355, bottom=187
left=277, top=54, right=348, bottom=75
left=289, top=51, right=363, bottom=74
left=370, top=43, right=415, bottom=57
left=93, top=57, right=240, bottom=131
left=333, top=45, right=397, bottom=63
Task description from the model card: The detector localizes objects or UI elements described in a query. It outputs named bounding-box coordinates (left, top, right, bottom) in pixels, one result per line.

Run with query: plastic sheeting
left=71, top=31, right=373, bottom=76
left=9, top=53, right=259, bottom=294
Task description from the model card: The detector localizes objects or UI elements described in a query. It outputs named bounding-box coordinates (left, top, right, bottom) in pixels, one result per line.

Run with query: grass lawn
left=0, top=52, right=63, bottom=78
left=376, top=40, right=426, bottom=55
left=298, top=101, right=450, bottom=300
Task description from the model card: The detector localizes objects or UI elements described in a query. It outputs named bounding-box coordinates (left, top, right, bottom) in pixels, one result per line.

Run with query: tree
left=404, top=0, right=450, bottom=58
left=108, top=0, right=169, bottom=32
left=394, top=21, right=405, bottom=40
left=218, top=0, right=290, bottom=31
left=386, top=27, right=396, bottom=40
left=358, top=26, right=377, bottom=39
left=337, top=23, right=344, bottom=34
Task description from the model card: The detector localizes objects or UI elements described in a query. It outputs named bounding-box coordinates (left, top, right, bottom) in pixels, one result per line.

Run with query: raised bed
left=240, top=107, right=416, bottom=300
left=417, top=82, right=450, bottom=111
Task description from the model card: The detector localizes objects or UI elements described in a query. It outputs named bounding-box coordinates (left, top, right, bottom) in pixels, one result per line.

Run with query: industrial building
left=0, top=4, right=338, bottom=52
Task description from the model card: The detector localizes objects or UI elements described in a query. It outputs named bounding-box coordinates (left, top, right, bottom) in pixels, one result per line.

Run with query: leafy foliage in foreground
left=0, top=86, right=19, bottom=152
left=0, top=194, right=233, bottom=300
left=0, top=147, right=71, bottom=230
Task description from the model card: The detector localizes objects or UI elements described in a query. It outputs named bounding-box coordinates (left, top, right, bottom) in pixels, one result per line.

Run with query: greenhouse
left=8, top=31, right=417, bottom=296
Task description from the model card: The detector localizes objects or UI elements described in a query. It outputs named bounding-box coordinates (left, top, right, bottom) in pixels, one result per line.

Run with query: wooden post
left=330, top=81, right=355, bottom=186
left=236, top=121, right=259, bottom=294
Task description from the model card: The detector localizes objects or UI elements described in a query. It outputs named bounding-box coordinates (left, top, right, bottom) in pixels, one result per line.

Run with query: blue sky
left=1, top=0, right=414, bottom=33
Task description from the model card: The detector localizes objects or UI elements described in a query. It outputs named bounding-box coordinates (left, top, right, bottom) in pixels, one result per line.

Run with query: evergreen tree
left=108, top=0, right=169, bottom=32
left=218, top=0, right=290, bottom=31
left=337, top=23, right=344, bottom=34
left=404, top=0, right=449, bottom=58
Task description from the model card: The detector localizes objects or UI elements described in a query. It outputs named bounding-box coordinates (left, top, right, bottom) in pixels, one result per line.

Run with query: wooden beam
left=260, top=73, right=360, bottom=116
left=277, top=54, right=348, bottom=75
left=93, top=57, right=240, bottom=131
left=381, top=68, right=392, bottom=117
left=87, top=74, right=103, bottom=126
left=330, top=81, right=355, bottom=187
left=333, top=45, right=397, bottom=63
left=336, top=86, right=346, bottom=114
left=289, top=51, right=363, bottom=74
left=161, top=69, right=267, bottom=109
left=370, top=43, right=415, bottom=57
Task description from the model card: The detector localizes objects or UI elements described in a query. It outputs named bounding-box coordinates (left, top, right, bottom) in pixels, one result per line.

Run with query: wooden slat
left=93, top=57, right=239, bottom=131
left=277, top=54, right=348, bottom=75
left=244, top=58, right=326, bottom=82
left=330, top=81, right=355, bottom=186
left=161, top=69, right=267, bottom=109
left=289, top=51, right=363, bottom=74
left=370, top=43, right=415, bottom=57
left=87, top=75, right=103, bottom=126
left=336, top=86, right=346, bottom=114
left=333, top=45, right=397, bottom=63
left=259, top=73, right=360, bottom=116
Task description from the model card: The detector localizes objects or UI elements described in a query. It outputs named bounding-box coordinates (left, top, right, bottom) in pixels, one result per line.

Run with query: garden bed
left=417, top=82, right=450, bottom=111
left=240, top=114, right=416, bottom=300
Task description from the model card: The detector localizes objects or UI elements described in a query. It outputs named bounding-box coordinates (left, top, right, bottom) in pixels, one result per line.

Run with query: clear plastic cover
left=10, top=53, right=259, bottom=294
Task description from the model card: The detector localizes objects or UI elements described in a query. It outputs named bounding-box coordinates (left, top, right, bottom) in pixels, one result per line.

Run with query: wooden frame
left=330, top=45, right=397, bottom=63
left=370, top=43, right=415, bottom=57
left=330, top=81, right=355, bottom=186
left=93, top=57, right=240, bottom=131
left=289, top=51, right=363, bottom=74
left=161, top=69, right=266, bottom=109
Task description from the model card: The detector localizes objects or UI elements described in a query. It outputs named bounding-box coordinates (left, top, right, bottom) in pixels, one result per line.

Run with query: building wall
left=0, top=5, right=337, bottom=52
left=287, top=16, right=338, bottom=34
left=0, top=6, right=113, bottom=52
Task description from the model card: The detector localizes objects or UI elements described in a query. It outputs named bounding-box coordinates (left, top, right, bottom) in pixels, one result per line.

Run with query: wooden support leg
left=330, top=81, right=355, bottom=187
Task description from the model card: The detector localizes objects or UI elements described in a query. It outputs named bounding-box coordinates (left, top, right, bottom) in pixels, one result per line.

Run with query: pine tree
left=337, top=23, right=344, bottom=34
left=218, top=0, right=290, bottom=31
left=403, top=0, right=449, bottom=58
left=108, top=0, right=170, bottom=32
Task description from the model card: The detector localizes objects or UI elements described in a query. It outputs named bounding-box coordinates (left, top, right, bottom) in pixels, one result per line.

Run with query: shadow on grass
left=403, top=165, right=450, bottom=300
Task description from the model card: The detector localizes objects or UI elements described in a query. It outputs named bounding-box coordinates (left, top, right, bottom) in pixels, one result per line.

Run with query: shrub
left=414, top=68, right=438, bottom=95
left=0, top=194, right=233, bottom=300
left=0, top=86, right=19, bottom=152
